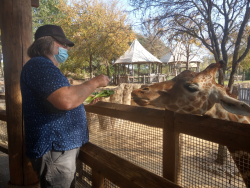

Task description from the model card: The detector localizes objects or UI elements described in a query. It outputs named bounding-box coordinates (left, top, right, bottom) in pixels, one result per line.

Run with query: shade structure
left=160, top=43, right=203, bottom=64
left=114, top=39, right=162, bottom=64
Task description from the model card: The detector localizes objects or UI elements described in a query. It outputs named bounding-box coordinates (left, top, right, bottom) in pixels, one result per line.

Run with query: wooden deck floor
left=0, top=151, right=9, bottom=188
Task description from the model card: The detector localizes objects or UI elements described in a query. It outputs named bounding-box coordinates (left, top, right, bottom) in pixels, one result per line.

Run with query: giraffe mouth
left=132, top=97, right=149, bottom=101
left=132, top=97, right=150, bottom=106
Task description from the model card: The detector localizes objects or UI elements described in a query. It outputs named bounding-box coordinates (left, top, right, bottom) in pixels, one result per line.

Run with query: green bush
left=245, top=69, right=250, bottom=80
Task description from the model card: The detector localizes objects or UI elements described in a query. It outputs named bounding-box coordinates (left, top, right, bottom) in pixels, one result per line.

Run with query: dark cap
left=35, top=25, right=74, bottom=47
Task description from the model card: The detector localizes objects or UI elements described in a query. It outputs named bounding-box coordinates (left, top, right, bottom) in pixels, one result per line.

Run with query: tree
left=129, top=0, right=250, bottom=91
left=32, top=0, right=63, bottom=33
left=57, top=0, right=135, bottom=78
left=137, top=21, right=169, bottom=59
left=228, top=26, right=250, bottom=73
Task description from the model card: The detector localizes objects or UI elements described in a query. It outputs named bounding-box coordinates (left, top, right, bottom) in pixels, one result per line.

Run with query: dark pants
left=30, top=147, right=80, bottom=188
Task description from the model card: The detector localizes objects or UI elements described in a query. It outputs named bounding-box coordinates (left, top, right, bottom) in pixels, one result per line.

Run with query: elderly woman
left=20, top=25, right=109, bottom=188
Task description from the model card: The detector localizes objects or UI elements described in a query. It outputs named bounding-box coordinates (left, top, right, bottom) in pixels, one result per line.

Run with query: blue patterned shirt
left=20, top=56, right=89, bottom=159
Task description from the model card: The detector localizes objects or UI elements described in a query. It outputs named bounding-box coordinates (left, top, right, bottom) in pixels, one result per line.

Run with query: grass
left=222, top=80, right=250, bottom=85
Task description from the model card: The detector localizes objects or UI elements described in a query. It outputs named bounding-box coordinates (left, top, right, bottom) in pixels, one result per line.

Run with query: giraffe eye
left=183, top=83, right=199, bottom=93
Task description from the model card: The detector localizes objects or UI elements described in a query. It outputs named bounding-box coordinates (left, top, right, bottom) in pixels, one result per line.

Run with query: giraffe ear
left=220, top=96, right=250, bottom=116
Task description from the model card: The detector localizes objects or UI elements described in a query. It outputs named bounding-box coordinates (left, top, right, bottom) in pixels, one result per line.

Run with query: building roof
left=114, top=39, right=162, bottom=64
left=160, top=43, right=203, bottom=64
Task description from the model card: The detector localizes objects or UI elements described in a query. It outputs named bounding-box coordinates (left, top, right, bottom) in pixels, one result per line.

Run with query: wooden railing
left=0, top=92, right=5, bottom=100
left=0, top=102, right=181, bottom=188
left=239, top=85, right=250, bottom=105
left=114, top=74, right=167, bottom=85
left=84, top=102, right=250, bottom=186
left=1, top=101, right=250, bottom=187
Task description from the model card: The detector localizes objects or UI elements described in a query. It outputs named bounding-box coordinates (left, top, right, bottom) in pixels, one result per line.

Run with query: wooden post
left=114, top=64, right=117, bottom=84
left=0, top=0, right=39, bottom=186
left=132, top=64, right=134, bottom=83
left=138, top=64, right=140, bottom=83
left=143, top=75, right=145, bottom=84
left=197, top=62, right=200, bottom=72
left=92, top=170, right=105, bottom=188
left=163, top=110, right=180, bottom=184
left=31, top=0, right=39, bottom=8
left=149, top=63, right=151, bottom=75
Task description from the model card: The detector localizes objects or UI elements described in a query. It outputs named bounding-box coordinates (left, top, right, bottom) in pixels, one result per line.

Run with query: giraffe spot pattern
left=20, top=56, right=89, bottom=159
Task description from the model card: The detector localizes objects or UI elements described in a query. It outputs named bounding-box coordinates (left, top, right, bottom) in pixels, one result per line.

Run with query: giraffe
left=131, top=60, right=250, bottom=186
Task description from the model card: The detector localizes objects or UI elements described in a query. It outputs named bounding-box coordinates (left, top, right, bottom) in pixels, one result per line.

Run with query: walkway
left=0, top=151, right=9, bottom=188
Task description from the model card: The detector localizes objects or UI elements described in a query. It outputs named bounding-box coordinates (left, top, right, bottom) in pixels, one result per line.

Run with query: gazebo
left=113, top=39, right=166, bottom=84
left=160, top=43, right=203, bottom=76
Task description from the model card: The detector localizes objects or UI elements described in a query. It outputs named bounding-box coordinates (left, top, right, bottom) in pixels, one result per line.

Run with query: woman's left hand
left=86, top=96, right=100, bottom=106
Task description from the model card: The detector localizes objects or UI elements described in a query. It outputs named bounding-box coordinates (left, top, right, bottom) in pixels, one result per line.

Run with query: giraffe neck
left=205, top=103, right=250, bottom=124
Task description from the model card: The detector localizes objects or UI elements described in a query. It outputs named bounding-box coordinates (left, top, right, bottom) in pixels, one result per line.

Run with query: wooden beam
left=0, top=92, right=5, bottom=100
left=79, top=143, right=182, bottom=188
left=0, top=1, right=2, bottom=30
left=1, top=0, right=38, bottom=186
left=84, top=101, right=165, bottom=128
left=31, top=0, right=39, bottom=8
left=174, top=113, right=250, bottom=153
left=0, top=110, right=6, bottom=121
left=0, top=142, right=8, bottom=154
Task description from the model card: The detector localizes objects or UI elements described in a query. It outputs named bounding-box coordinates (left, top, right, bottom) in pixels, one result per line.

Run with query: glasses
left=54, top=40, right=68, bottom=48
left=61, top=43, right=68, bottom=48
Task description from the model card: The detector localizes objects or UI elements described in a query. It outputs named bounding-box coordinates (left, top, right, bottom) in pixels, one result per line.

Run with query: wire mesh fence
left=76, top=161, right=92, bottom=188
left=178, top=134, right=247, bottom=188
left=87, top=112, right=163, bottom=176
left=76, top=112, right=249, bottom=188
left=74, top=112, right=163, bottom=187
left=0, top=120, right=7, bottom=145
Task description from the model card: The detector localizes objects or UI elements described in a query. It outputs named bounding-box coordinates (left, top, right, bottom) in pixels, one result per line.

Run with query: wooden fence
left=239, top=85, right=250, bottom=105
left=1, top=101, right=250, bottom=187
left=114, top=74, right=167, bottom=85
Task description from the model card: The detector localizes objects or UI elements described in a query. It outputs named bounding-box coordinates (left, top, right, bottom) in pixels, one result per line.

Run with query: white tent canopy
left=160, top=43, right=203, bottom=64
left=114, top=39, right=162, bottom=64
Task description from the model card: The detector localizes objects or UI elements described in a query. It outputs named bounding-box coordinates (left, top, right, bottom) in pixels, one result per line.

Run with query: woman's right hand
left=93, top=75, right=110, bottom=87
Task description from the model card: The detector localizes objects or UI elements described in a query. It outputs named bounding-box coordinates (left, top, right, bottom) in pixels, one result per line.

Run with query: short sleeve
left=22, top=57, right=70, bottom=99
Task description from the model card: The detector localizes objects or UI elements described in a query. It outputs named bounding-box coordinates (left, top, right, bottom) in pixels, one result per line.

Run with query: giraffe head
left=132, top=61, right=250, bottom=116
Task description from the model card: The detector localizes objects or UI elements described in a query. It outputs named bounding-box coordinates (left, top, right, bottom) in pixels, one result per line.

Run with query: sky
left=118, top=0, right=143, bottom=33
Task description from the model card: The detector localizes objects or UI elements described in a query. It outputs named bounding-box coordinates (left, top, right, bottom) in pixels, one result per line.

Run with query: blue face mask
left=54, top=47, right=68, bottom=63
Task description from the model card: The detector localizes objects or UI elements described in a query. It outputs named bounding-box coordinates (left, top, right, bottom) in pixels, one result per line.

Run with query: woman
left=20, top=25, right=109, bottom=188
